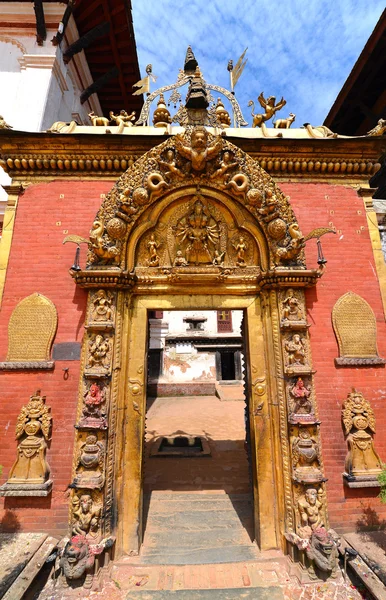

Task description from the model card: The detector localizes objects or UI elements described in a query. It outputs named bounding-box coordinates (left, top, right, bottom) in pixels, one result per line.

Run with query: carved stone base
left=343, top=472, right=381, bottom=488
left=0, top=480, right=53, bottom=496
left=0, top=361, right=55, bottom=370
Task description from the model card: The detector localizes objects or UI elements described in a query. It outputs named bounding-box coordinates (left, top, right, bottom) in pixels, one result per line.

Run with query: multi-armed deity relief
left=0, top=390, right=52, bottom=496
left=342, top=390, right=382, bottom=485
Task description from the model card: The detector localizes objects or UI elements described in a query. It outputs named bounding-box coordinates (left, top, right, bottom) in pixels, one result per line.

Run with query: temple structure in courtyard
left=0, top=3, right=386, bottom=596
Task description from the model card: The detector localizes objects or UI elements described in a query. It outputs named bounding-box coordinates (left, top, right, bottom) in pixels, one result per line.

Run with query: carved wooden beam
left=63, top=21, right=110, bottom=64
left=80, top=66, right=120, bottom=105
left=52, top=0, right=75, bottom=46
left=33, top=0, right=46, bottom=46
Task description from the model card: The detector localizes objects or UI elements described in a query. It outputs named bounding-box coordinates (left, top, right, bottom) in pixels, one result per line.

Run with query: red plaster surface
left=1, top=179, right=386, bottom=537
left=0, top=180, right=111, bottom=535
left=283, top=182, right=386, bottom=533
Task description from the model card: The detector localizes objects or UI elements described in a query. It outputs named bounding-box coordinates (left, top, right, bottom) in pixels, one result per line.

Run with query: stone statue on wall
left=297, top=487, right=325, bottom=536
left=90, top=290, right=114, bottom=323
left=87, top=334, right=111, bottom=373
left=288, top=378, right=314, bottom=423
left=281, top=289, right=305, bottom=325
left=342, top=390, right=382, bottom=481
left=71, top=492, right=102, bottom=539
left=78, top=382, right=108, bottom=429
left=6, top=391, right=52, bottom=489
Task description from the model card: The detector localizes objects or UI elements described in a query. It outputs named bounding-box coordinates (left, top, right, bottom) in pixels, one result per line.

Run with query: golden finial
left=152, top=94, right=171, bottom=128
left=215, top=98, right=231, bottom=128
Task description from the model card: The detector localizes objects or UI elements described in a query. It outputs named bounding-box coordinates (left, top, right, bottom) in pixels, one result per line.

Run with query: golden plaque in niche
left=6, top=293, right=58, bottom=363
left=332, top=292, right=385, bottom=366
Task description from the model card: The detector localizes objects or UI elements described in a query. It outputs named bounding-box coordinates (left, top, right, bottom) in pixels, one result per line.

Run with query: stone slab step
left=145, top=512, right=253, bottom=531
left=125, top=587, right=284, bottom=599
left=140, top=546, right=260, bottom=565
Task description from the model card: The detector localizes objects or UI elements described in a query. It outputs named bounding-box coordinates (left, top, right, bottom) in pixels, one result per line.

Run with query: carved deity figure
left=74, top=435, right=105, bottom=489
left=210, top=151, right=238, bottom=181
left=173, top=250, right=188, bottom=267
left=281, top=289, right=303, bottom=322
left=79, top=383, right=107, bottom=429
left=72, top=493, right=101, bottom=538
left=298, top=488, right=324, bottom=536
left=109, top=109, right=136, bottom=127
left=285, top=334, right=306, bottom=366
left=89, top=220, right=122, bottom=265
left=87, top=335, right=110, bottom=370
left=342, top=390, right=382, bottom=478
left=60, top=535, right=114, bottom=588
left=233, top=236, right=247, bottom=267
left=7, top=391, right=51, bottom=485
left=147, top=234, right=160, bottom=267
left=258, top=190, right=279, bottom=222
left=91, top=290, right=114, bottom=323
left=158, top=149, right=184, bottom=180
left=176, top=196, right=220, bottom=265
left=292, top=429, right=322, bottom=482
left=289, top=378, right=313, bottom=416
left=212, top=249, right=226, bottom=266
left=175, top=126, right=222, bottom=172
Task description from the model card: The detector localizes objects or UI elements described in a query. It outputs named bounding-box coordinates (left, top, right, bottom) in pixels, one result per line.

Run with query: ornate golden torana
left=0, top=391, right=52, bottom=496
left=0, top=292, right=57, bottom=370
left=342, top=390, right=383, bottom=487
left=332, top=291, right=385, bottom=365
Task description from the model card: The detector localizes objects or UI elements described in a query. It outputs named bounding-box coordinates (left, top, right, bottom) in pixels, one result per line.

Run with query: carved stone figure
left=298, top=488, right=325, bottom=536
left=71, top=493, right=101, bottom=538
left=175, top=126, right=222, bottom=172
left=233, top=236, right=247, bottom=267
left=158, top=149, right=184, bottom=180
left=176, top=196, right=220, bottom=265
left=60, top=535, right=95, bottom=588
left=78, top=383, right=107, bottom=429
left=109, top=109, right=136, bottom=127
left=285, top=334, right=307, bottom=367
left=147, top=234, right=160, bottom=267
left=281, top=289, right=304, bottom=324
left=173, top=250, right=188, bottom=267
left=306, top=528, right=340, bottom=579
left=91, top=290, right=114, bottom=323
left=292, top=428, right=322, bottom=482
left=342, top=390, right=382, bottom=479
left=87, top=335, right=111, bottom=372
left=7, top=391, right=52, bottom=487
left=210, top=151, right=238, bottom=181
left=248, top=93, right=287, bottom=128
left=212, top=249, right=225, bottom=266
left=288, top=378, right=313, bottom=421
left=89, top=220, right=123, bottom=265
left=73, top=434, right=105, bottom=489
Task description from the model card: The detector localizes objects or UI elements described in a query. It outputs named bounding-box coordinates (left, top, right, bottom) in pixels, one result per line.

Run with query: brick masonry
left=0, top=179, right=386, bottom=536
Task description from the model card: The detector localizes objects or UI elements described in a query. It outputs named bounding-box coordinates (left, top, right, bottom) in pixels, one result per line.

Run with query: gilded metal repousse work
left=342, top=390, right=382, bottom=487
left=1, top=293, right=57, bottom=369
left=0, top=391, right=52, bottom=497
left=332, top=292, right=385, bottom=366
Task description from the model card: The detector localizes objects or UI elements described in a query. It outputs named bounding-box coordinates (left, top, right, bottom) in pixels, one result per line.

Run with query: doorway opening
left=141, top=309, right=259, bottom=565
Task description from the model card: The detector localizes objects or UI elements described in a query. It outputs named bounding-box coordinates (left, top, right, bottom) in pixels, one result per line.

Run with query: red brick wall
left=1, top=179, right=386, bottom=537
left=0, top=180, right=111, bottom=536
left=283, top=182, right=386, bottom=533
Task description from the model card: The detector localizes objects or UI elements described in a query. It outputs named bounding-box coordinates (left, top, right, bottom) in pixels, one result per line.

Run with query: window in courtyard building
left=217, top=310, right=233, bottom=332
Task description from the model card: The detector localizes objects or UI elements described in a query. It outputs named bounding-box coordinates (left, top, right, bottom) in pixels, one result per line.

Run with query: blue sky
left=132, top=1, right=384, bottom=127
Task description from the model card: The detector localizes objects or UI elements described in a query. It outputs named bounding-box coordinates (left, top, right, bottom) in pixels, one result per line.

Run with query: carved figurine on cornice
left=248, top=93, right=286, bottom=128
left=88, top=111, right=110, bottom=127
left=89, top=219, right=125, bottom=265
left=91, top=290, right=114, bottom=323
left=274, top=113, right=296, bottom=129
left=303, top=123, right=338, bottom=139
left=1, top=391, right=52, bottom=495
left=0, top=115, right=12, bottom=130
left=71, top=492, right=102, bottom=539
left=109, top=110, right=136, bottom=127
left=175, top=126, right=222, bottom=173
left=73, top=434, right=105, bottom=489
left=367, top=118, right=386, bottom=137
left=158, top=149, right=184, bottom=180
left=274, top=224, right=305, bottom=264
left=342, top=389, right=382, bottom=484
left=78, top=382, right=108, bottom=429
left=292, top=428, right=323, bottom=483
